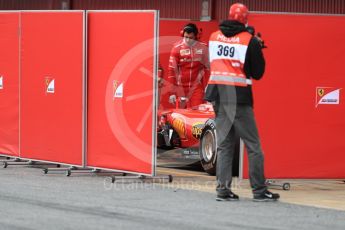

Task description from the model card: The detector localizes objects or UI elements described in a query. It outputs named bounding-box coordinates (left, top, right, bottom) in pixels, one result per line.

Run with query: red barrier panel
left=159, top=16, right=345, bottom=178
left=87, top=11, right=158, bottom=175
left=241, top=13, right=345, bottom=178
left=0, top=12, right=20, bottom=157
left=20, top=11, right=85, bottom=165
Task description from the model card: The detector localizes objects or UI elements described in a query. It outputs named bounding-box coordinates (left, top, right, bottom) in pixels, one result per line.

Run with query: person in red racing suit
left=167, top=23, right=210, bottom=108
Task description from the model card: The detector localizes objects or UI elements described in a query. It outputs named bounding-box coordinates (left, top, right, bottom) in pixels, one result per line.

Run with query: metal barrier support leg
left=2, top=160, right=60, bottom=169
left=266, top=179, right=291, bottom=190
left=111, top=174, right=173, bottom=183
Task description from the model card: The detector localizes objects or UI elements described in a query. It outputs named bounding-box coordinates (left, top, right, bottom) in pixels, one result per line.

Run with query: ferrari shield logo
left=113, top=80, right=118, bottom=94
left=317, top=88, right=324, bottom=97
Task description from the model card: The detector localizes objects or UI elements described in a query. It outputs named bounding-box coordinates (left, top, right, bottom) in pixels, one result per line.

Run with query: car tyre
left=199, top=119, right=217, bottom=175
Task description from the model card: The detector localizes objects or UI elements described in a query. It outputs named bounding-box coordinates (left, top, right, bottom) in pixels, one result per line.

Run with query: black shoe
left=253, top=190, right=280, bottom=202
left=216, top=191, right=239, bottom=201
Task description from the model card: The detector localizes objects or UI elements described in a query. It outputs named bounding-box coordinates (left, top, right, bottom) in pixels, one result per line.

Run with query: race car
left=157, top=100, right=290, bottom=190
left=157, top=98, right=240, bottom=175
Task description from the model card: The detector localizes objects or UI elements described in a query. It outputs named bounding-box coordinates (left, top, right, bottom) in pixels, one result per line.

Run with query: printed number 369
left=217, top=45, right=235, bottom=57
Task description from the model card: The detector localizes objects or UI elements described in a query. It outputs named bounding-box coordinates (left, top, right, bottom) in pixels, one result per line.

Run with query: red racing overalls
left=167, top=39, right=209, bottom=108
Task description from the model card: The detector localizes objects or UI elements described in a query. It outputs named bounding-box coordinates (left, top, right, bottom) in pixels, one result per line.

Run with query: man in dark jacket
left=205, top=3, right=280, bottom=202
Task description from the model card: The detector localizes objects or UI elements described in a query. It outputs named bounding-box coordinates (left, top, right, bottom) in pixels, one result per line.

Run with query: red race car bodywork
left=157, top=103, right=218, bottom=174
left=158, top=103, right=214, bottom=148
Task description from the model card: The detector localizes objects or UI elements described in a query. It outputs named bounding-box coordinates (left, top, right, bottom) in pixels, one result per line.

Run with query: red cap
left=228, top=3, right=249, bottom=24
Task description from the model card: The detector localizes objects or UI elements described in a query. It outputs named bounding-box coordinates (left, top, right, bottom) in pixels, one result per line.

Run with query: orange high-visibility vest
left=208, top=31, right=252, bottom=87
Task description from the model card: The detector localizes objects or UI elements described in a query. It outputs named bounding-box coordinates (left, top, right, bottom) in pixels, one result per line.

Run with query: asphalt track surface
left=1, top=165, right=345, bottom=230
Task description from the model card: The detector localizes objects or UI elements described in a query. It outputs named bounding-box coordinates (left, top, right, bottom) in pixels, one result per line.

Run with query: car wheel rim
left=202, top=130, right=215, bottom=162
